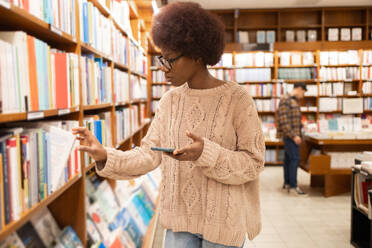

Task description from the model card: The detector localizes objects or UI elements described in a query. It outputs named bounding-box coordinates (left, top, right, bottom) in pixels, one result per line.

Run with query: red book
left=27, top=36, right=39, bottom=111
left=6, top=138, right=16, bottom=222
left=54, top=53, right=68, bottom=109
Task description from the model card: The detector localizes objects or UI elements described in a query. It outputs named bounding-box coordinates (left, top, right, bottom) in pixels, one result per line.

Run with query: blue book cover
left=135, top=187, right=154, bottom=219
left=83, top=2, right=89, bottom=43
left=123, top=209, right=143, bottom=248
left=94, top=120, right=102, bottom=145
left=0, top=141, right=11, bottom=224
left=132, top=194, right=151, bottom=226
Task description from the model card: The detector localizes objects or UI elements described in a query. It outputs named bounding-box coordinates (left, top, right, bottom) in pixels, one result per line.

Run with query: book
left=30, top=207, right=61, bottom=247
left=58, top=226, right=83, bottom=248
left=0, top=232, right=25, bottom=248
left=256, top=31, right=265, bottom=43
left=296, top=30, right=306, bottom=42
left=16, top=221, right=46, bottom=248
left=307, top=30, right=317, bottom=41
left=341, top=28, right=351, bottom=41
left=352, top=27, right=362, bottom=41
left=266, top=31, right=275, bottom=43
left=285, top=30, right=295, bottom=42
left=328, top=28, right=339, bottom=41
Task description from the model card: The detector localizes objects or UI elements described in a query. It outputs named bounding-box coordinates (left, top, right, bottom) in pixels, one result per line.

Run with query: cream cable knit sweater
left=97, top=81, right=265, bottom=247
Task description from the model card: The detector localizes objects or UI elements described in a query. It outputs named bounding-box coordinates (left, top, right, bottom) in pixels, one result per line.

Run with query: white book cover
left=285, top=30, right=294, bottom=42
left=46, top=126, right=76, bottom=192
left=328, top=28, right=339, bottom=41
left=31, top=207, right=61, bottom=247
left=352, top=27, right=362, bottom=41
left=340, top=28, right=351, bottom=41
left=307, top=30, right=317, bottom=41
left=0, top=232, right=25, bottom=248
left=280, top=52, right=290, bottom=66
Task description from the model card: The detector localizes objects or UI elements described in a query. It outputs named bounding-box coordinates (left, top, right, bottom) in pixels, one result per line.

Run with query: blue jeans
left=164, top=230, right=244, bottom=248
left=283, top=137, right=300, bottom=188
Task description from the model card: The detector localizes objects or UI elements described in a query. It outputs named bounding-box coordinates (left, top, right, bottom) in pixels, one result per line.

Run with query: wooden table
left=299, top=136, right=372, bottom=197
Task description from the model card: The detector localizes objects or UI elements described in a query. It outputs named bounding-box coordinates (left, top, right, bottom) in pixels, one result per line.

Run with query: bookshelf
left=149, top=48, right=372, bottom=166
left=211, top=7, right=372, bottom=48
left=0, top=0, right=157, bottom=247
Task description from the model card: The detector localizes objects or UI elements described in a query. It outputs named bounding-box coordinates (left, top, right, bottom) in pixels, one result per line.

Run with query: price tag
left=58, top=108, right=70, bottom=115
left=0, top=0, right=10, bottom=9
left=27, top=111, right=44, bottom=120
left=319, top=141, right=324, bottom=145
left=72, top=37, right=76, bottom=42
left=51, top=26, right=63, bottom=36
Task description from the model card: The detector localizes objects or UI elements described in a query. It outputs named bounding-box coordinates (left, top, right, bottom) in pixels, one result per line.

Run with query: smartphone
left=151, top=147, right=175, bottom=153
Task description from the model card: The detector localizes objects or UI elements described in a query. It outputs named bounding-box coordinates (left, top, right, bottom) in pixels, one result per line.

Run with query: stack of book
left=112, top=25, right=129, bottom=66
left=235, top=52, right=274, bottom=67
left=79, top=0, right=112, bottom=55
left=363, top=51, right=372, bottom=65
left=362, top=67, right=372, bottom=80
left=85, top=168, right=161, bottom=247
left=113, top=69, right=130, bottom=104
left=319, top=67, right=359, bottom=81
left=243, top=84, right=274, bottom=97
left=152, top=70, right=165, bottom=83
left=278, top=68, right=316, bottom=80
left=11, top=0, right=77, bottom=37
left=0, top=207, right=83, bottom=247
left=132, top=77, right=148, bottom=100
left=235, top=68, right=271, bottom=82
left=0, top=121, right=80, bottom=226
left=116, top=108, right=131, bottom=143
left=80, top=55, right=112, bottom=106
left=129, top=42, right=147, bottom=75
left=254, top=99, right=279, bottom=112
left=0, top=32, right=80, bottom=113
left=319, top=50, right=359, bottom=65
left=279, top=52, right=314, bottom=66
left=110, top=0, right=132, bottom=36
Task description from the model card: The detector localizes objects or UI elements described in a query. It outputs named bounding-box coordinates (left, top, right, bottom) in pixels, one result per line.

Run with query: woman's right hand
left=72, top=127, right=107, bottom=162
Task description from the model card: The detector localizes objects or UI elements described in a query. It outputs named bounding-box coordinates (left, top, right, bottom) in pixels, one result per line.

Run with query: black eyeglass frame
left=157, top=54, right=183, bottom=70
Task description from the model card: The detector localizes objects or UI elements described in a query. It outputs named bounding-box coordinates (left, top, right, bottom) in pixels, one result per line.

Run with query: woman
left=73, top=2, right=265, bottom=248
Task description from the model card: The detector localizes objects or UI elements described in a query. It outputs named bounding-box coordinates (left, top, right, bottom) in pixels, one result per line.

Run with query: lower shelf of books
left=0, top=174, right=81, bottom=242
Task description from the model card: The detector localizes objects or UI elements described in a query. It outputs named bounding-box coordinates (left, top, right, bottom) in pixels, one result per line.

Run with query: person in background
left=73, top=2, right=265, bottom=248
left=277, top=82, right=307, bottom=195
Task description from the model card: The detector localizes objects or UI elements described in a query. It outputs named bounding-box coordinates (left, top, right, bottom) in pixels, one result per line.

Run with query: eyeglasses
left=157, top=54, right=182, bottom=70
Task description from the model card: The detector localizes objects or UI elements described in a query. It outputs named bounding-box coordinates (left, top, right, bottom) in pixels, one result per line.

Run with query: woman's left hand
left=165, top=131, right=204, bottom=161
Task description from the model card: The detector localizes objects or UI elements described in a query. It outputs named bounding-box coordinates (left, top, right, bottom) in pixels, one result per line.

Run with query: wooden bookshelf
left=211, top=6, right=372, bottom=46
left=0, top=0, right=156, bottom=246
left=0, top=175, right=81, bottom=241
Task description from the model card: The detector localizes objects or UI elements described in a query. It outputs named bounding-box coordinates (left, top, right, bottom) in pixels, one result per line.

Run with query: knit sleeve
left=95, top=95, right=167, bottom=180
left=193, top=90, right=265, bottom=185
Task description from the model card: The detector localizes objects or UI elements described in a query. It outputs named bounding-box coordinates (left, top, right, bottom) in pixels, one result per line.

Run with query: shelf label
left=58, top=108, right=70, bottom=115
left=27, top=111, right=44, bottom=120
left=51, top=26, right=63, bottom=36
left=0, top=0, right=10, bottom=9
left=345, top=79, right=352, bottom=82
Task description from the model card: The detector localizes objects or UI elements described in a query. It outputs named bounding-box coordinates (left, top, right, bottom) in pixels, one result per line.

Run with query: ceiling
left=165, top=0, right=372, bottom=9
